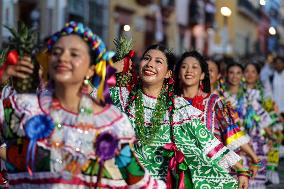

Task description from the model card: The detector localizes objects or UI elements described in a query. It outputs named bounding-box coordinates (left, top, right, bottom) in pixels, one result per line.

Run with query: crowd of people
left=0, top=21, right=283, bottom=189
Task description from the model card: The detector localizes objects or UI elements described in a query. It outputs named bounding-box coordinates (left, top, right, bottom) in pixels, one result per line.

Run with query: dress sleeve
left=213, top=98, right=250, bottom=151
left=114, top=109, right=166, bottom=189
left=191, top=118, right=241, bottom=170
left=175, top=97, right=242, bottom=171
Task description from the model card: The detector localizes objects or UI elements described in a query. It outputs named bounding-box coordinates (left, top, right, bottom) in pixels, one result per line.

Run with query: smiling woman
left=109, top=45, right=243, bottom=189
left=0, top=21, right=166, bottom=188
left=222, top=62, right=274, bottom=189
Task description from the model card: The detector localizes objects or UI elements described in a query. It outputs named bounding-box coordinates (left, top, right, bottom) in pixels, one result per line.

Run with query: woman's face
left=49, top=35, right=93, bottom=85
left=244, top=64, right=259, bottom=85
left=139, top=49, right=171, bottom=86
left=179, top=56, right=204, bottom=88
left=208, top=60, right=220, bottom=85
left=227, top=65, right=243, bottom=87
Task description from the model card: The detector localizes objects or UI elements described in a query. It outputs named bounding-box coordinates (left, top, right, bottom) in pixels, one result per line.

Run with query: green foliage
left=113, top=36, right=133, bottom=60
left=5, top=21, right=37, bottom=57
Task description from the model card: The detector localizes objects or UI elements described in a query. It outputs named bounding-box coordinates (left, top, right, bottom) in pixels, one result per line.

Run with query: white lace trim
left=203, top=138, right=221, bottom=156
left=218, top=150, right=242, bottom=171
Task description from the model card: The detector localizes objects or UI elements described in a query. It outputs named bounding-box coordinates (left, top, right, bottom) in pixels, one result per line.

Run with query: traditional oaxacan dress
left=0, top=87, right=165, bottom=189
left=0, top=85, right=15, bottom=188
left=253, top=83, right=283, bottom=185
left=110, top=87, right=240, bottom=189
left=183, top=93, right=250, bottom=151
left=223, top=88, right=273, bottom=189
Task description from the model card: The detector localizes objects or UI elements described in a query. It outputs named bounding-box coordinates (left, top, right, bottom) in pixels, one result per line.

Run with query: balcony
left=237, top=0, right=260, bottom=23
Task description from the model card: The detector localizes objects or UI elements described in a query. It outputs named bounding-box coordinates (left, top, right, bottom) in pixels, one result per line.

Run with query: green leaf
left=113, top=36, right=133, bottom=60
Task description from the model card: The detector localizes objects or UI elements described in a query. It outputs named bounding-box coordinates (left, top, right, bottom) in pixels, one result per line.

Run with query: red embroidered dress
left=184, top=93, right=250, bottom=151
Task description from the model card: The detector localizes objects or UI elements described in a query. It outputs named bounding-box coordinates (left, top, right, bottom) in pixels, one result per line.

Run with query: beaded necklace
left=133, top=86, right=167, bottom=145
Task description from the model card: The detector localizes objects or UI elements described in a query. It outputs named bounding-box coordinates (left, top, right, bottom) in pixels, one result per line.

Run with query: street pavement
left=267, top=159, right=284, bottom=189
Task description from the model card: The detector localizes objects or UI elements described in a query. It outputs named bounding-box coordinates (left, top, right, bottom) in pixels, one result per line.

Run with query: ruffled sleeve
left=175, top=97, right=241, bottom=171
left=212, top=96, right=250, bottom=151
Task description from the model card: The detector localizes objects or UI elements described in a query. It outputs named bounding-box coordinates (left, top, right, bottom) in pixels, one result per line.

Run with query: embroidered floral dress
left=223, top=88, right=273, bottom=189
left=110, top=87, right=240, bottom=189
left=184, top=93, right=251, bottom=151
left=0, top=88, right=165, bottom=189
left=253, top=83, right=282, bottom=185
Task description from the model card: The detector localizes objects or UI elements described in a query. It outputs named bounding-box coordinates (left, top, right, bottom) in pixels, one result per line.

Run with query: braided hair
left=125, top=44, right=176, bottom=142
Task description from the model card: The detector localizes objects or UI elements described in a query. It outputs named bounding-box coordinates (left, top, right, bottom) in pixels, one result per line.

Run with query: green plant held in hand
left=113, top=36, right=133, bottom=60
left=4, top=21, right=40, bottom=93
left=113, top=36, right=134, bottom=87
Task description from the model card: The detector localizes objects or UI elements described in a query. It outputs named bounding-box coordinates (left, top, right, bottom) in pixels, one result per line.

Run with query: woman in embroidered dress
left=110, top=44, right=250, bottom=189
left=0, top=54, right=36, bottom=188
left=244, top=62, right=282, bottom=185
left=174, top=51, right=261, bottom=178
left=0, top=21, right=165, bottom=188
left=221, top=62, right=274, bottom=189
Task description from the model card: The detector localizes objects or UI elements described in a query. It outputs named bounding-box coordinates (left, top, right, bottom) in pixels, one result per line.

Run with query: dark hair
left=141, top=44, right=175, bottom=71
left=174, top=50, right=211, bottom=94
left=226, top=61, right=244, bottom=73
left=206, top=57, right=221, bottom=74
left=244, top=62, right=261, bottom=74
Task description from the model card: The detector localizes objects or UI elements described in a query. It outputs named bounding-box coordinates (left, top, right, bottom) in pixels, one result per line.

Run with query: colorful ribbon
left=24, top=115, right=55, bottom=175
left=95, top=132, right=118, bottom=188
left=163, top=143, right=186, bottom=189
left=123, top=50, right=135, bottom=73
left=93, top=51, right=116, bottom=103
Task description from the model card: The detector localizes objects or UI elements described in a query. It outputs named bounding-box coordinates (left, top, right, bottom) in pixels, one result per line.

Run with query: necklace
left=134, top=87, right=167, bottom=145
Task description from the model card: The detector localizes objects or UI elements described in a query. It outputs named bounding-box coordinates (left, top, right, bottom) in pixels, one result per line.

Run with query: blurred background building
left=1, top=0, right=284, bottom=57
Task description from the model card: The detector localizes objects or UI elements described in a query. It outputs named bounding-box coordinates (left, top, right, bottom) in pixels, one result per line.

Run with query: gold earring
left=84, top=76, right=90, bottom=85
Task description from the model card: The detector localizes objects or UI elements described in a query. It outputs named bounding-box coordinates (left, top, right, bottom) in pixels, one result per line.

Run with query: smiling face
left=227, top=65, right=243, bottom=87
left=49, top=35, right=94, bottom=86
left=244, top=64, right=259, bottom=86
left=179, top=56, right=204, bottom=88
left=139, top=49, right=171, bottom=87
left=208, top=60, right=220, bottom=85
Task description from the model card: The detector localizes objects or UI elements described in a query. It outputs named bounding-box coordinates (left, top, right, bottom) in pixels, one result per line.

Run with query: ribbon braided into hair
left=47, top=21, right=116, bottom=103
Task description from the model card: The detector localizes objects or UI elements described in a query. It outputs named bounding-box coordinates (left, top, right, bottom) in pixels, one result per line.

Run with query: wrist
left=251, top=159, right=262, bottom=168
left=236, top=167, right=252, bottom=179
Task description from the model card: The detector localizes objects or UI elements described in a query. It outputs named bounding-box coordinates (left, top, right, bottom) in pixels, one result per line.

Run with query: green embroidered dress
left=110, top=87, right=240, bottom=189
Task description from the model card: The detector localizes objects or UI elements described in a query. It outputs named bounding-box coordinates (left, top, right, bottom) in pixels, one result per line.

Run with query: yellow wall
left=215, top=0, right=258, bottom=55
